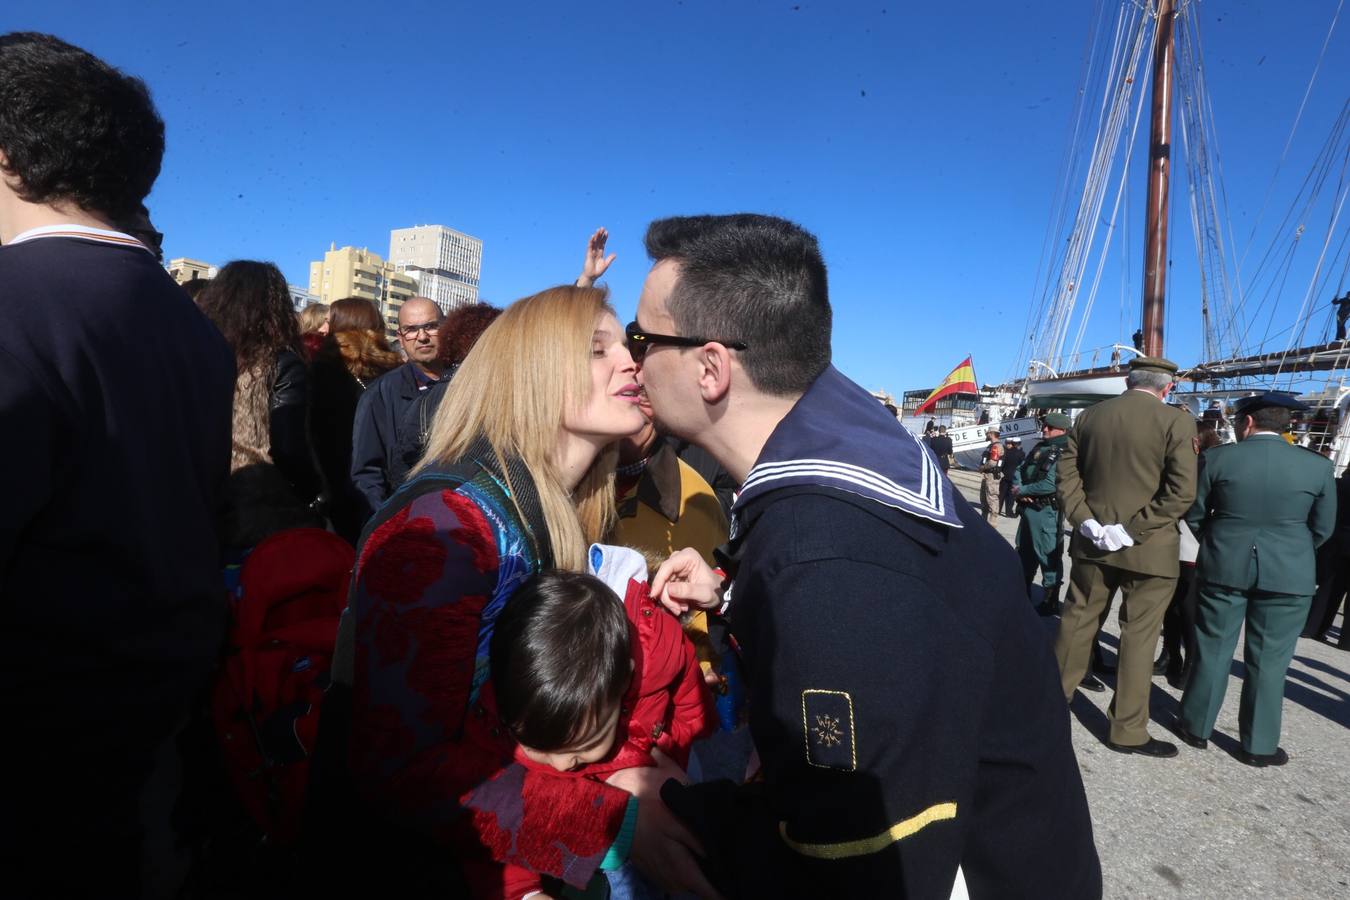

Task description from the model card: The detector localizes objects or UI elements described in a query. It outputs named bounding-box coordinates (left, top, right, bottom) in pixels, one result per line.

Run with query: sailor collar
left=734, top=365, right=962, bottom=531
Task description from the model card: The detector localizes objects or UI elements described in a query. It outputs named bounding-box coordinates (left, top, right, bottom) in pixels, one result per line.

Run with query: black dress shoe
left=1106, top=737, right=1179, bottom=758
left=1237, top=747, right=1289, bottom=768
left=1152, top=651, right=1171, bottom=676
left=1078, top=673, right=1107, bottom=692
left=1172, top=720, right=1208, bottom=750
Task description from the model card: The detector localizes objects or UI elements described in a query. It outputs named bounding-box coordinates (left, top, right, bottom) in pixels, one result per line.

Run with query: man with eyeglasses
left=626, top=214, right=1100, bottom=899
left=350, top=296, right=443, bottom=513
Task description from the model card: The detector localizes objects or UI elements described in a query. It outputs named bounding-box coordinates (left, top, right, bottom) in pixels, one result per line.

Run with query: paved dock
left=947, top=469, right=1350, bottom=899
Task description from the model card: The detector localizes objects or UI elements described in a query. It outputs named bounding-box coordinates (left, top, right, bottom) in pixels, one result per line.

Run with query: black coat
left=999, top=446, right=1026, bottom=478
left=665, top=485, right=1101, bottom=898
left=928, top=434, right=954, bottom=470
left=268, top=348, right=321, bottom=502
left=309, top=352, right=373, bottom=543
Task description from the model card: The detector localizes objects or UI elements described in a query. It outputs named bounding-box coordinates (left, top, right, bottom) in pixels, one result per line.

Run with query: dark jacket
left=0, top=233, right=235, bottom=892
left=309, top=353, right=371, bottom=543
left=928, top=434, right=954, bottom=469
left=662, top=367, right=1100, bottom=899
left=351, top=362, right=436, bottom=511
left=388, top=368, right=456, bottom=489
left=1000, top=446, right=1026, bottom=478
left=269, top=348, right=321, bottom=502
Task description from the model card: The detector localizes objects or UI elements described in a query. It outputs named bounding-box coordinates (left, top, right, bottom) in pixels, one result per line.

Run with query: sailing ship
left=915, top=0, right=1350, bottom=470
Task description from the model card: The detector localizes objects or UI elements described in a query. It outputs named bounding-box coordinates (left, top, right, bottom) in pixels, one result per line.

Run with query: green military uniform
left=1054, top=357, right=1197, bottom=749
left=1180, top=404, right=1336, bottom=758
left=1014, top=428, right=1068, bottom=601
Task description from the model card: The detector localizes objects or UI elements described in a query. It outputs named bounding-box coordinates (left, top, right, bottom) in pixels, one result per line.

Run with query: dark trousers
left=1160, top=563, right=1198, bottom=669
left=1304, top=542, right=1350, bottom=644
left=999, top=478, right=1015, bottom=516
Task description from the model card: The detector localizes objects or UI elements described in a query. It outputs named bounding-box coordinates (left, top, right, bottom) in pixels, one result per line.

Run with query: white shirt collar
left=6, top=223, right=150, bottom=252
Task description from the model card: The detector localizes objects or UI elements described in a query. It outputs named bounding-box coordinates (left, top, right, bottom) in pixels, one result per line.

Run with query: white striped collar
left=734, top=366, right=963, bottom=530
left=7, top=223, right=151, bottom=253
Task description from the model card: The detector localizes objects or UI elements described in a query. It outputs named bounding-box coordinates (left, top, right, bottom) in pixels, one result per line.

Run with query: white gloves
left=1079, top=519, right=1135, bottom=552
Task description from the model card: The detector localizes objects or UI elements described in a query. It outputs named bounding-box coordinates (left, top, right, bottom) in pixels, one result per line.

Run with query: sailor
left=1013, top=414, right=1071, bottom=614
left=1175, top=392, right=1336, bottom=766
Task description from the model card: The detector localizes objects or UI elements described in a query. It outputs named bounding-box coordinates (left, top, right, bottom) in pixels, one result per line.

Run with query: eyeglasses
left=624, top=321, right=748, bottom=363
left=399, top=321, right=440, bottom=339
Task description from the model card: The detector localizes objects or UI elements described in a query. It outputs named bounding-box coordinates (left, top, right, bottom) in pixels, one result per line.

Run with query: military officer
left=1055, top=356, right=1197, bottom=757
left=1014, top=414, right=1071, bottom=614
left=1176, top=392, right=1336, bottom=766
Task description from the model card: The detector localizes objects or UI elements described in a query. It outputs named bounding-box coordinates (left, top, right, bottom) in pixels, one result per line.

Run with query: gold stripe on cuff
left=779, top=802, right=958, bottom=860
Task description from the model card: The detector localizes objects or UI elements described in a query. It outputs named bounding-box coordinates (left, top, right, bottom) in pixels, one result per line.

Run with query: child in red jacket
left=487, top=543, right=716, bottom=899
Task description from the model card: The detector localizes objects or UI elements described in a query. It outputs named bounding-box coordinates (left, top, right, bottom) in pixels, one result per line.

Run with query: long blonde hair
left=414, top=286, right=619, bottom=571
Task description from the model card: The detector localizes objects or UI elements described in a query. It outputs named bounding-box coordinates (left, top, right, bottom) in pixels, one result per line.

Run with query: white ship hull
left=950, top=416, right=1043, bottom=469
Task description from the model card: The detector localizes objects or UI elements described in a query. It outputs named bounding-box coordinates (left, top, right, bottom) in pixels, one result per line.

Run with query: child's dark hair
left=490, top=570, right=632, bottom=751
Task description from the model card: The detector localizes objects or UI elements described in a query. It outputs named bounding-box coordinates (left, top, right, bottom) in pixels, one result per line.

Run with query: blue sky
left=11, top=0, right=1348, bottom=396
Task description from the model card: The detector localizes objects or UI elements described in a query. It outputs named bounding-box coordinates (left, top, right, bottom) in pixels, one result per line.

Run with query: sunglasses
left=624, top=321, right=748, bottom=363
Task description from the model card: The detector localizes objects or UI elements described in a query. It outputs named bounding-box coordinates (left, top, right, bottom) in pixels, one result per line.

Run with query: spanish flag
left=915, top=356, right=978, bottom=415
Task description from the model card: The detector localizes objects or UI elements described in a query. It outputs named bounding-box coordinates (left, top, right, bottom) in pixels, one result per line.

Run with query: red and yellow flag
left=914, top=356, right=978, bottom=414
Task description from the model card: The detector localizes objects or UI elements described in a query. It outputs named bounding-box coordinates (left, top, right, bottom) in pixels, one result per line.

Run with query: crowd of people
left=2, top=29, right=1343, bottom=900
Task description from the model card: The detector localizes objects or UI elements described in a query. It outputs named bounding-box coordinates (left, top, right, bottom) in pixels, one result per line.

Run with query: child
left=488, top=544, right=716, bottom=899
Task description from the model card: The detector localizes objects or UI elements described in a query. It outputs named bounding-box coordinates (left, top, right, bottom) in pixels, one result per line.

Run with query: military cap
left=985, top=427, right=1001, bottom=436
left=1128, top=356, right=1179, bottom=375
left=1042, top=412, right=1073, bottom=430
left=1008, top=436, right=1022, bottom=443
left=1233, top=391, right=1307, bottom=417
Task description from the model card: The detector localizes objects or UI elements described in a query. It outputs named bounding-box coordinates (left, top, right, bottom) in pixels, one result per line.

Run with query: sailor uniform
left=662, top=366, right=1101, bottom=899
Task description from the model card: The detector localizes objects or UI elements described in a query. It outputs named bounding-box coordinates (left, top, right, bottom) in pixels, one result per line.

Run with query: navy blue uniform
left=664, top=367, right=1100, bottom=899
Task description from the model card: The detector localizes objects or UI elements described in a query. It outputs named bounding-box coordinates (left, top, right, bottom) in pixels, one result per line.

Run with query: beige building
left=166, top=257, right=216, bottom=284
left=308, top=243, right=417, bottom=336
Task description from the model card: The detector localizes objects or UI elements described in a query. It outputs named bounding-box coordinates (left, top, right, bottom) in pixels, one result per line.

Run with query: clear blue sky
left=10, top=0, right=1348, bottom=395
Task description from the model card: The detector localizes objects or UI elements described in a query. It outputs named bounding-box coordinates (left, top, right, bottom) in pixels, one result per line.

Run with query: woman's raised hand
left=651, top=548, right=725, bottom=615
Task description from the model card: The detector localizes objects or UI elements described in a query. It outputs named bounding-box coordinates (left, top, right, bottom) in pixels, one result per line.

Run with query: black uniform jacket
left=664, top=368, right=1101, bottom=899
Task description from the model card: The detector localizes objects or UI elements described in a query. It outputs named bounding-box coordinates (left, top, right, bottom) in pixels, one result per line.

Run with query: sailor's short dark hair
left=0, top=33, right=164, bottom=221
left=490, top=570, right=631, bottom=751
left=644, top=213, right=831, bottom=396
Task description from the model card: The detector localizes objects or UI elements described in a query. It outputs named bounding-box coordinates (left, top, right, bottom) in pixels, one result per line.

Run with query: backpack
left=212, top=527, right=354, bottom=844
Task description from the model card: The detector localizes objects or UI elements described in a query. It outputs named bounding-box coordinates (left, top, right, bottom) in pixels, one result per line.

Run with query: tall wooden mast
left=1140, top=0, right=1176, bottom=358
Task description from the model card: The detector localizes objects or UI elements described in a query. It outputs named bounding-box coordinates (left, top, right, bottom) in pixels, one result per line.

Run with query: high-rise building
left=166, top=257, right=216, bottom=284
left=388, top=224, right=482, bottom=312
left=307, top=243, right=417, bottom=336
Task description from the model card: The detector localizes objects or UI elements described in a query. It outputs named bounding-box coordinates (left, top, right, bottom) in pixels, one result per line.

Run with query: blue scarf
left=734, top=365, right=962, bottom=531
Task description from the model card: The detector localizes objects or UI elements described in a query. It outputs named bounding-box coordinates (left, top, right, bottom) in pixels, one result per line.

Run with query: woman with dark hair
left=197, top=261, right=321, bottom=544
left=309, top=296, right=401, bottom=542
left=386, top=302, right=503, bottom=486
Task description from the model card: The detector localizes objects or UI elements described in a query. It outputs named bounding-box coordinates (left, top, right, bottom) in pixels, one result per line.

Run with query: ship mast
left=1140, top=0, right=1176, bottom=358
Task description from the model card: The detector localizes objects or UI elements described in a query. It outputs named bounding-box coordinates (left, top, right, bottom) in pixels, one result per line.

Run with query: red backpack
left=212, top=527, right=353, bottom=844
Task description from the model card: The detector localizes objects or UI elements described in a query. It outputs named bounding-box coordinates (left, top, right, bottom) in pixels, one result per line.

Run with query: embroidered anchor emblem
left=812, top=714, right=842, bottom=748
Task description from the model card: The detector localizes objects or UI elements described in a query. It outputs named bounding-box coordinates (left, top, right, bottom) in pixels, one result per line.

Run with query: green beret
left=1043, top=412, right=1072, bottom=430
left=1128, top=355, right=1179, bottom=375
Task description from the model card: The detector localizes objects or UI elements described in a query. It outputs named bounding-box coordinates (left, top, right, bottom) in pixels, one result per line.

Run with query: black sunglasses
left=625, top=321, right=748, bottom=362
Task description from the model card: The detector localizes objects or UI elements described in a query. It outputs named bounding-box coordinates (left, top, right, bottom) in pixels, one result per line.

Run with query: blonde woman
left=341, top=285, right=716, bottom=898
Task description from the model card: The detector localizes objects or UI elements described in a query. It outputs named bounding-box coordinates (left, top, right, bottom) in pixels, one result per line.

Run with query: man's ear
left=697, top=343, right=734, bottom=405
